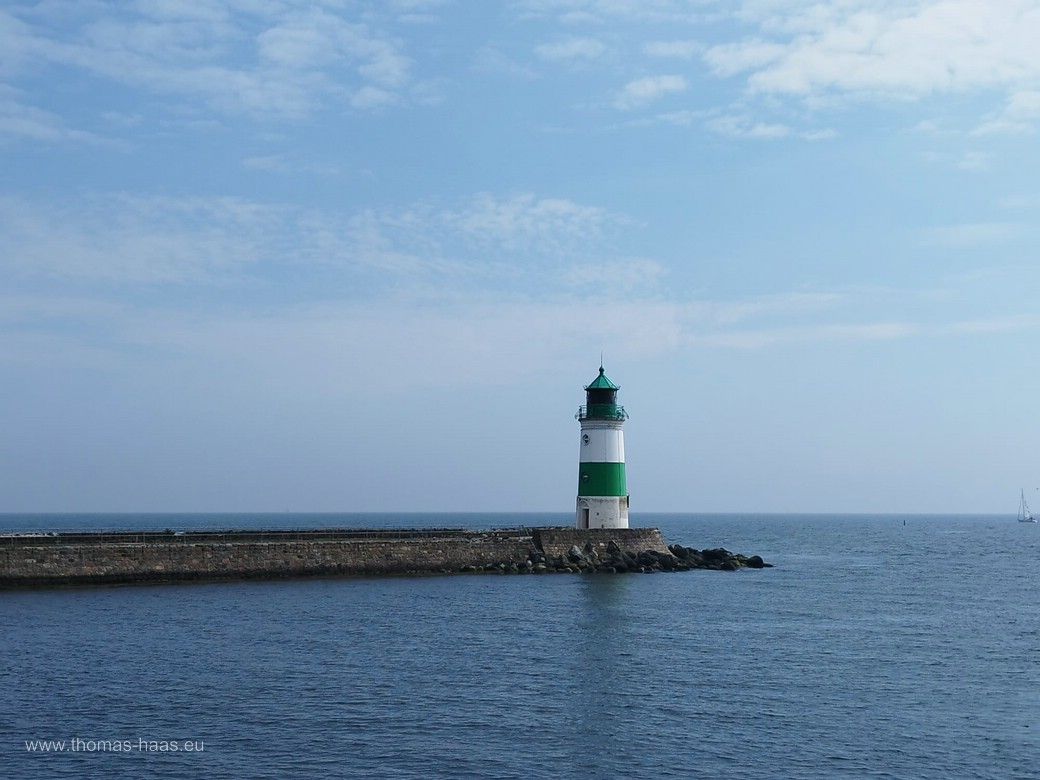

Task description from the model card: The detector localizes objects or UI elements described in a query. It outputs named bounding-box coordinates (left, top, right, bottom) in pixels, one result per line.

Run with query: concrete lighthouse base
left=576, top=496, right=630, bottom=529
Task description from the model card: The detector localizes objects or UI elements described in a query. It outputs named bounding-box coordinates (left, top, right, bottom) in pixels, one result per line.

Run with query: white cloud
left=242, top=155, right=294, bottom=173
left=691, top=1, right=1040, bottom=137
left=7, top=283, right=1036, bottom=400
left=100, top=110, right=144, bottom=127
left=517, top=1, right=719, bottom=25
left=350, top=85, right=399, bottom=109
left=560, top=258, right=664, bottom=291
left=0, top=192, right=621, bottom=286
left=701, top=111, right=835, bottom=140
left=641, top=108, right=708, bottom=127
left=241, top=154, right=340, bottom=176
left=687, top=316, right=1039, bottom=349
left=0, top=193, right=460, bottom=285
left=703, top=39, right=786, bottom=76
left=801, top=127, right=838, bottom=141
left=690, top=321, right=918, bottom=349
left=0, top=195, right=290, bottom=284
left=1, top=5, right=417, bottom=119
left=613, top=74, right=687, bottom=109
left=644, top=39, right=702, bottom=59
left=438, top=193, right=612, bottom=253
left=973, top=89, right=1040, bottom=135
left=943, top=315, right=1039, bottom=335
left=687, top=291, right=846, bottom=326
left=0, top=294, right=128, bottom=325
left=535, top=37, right=606, bottom=61
left=999, top=193, right=1040, bottom=210
left=922, top=222, right=1022, bottom=248
left=910, top=119, right=942, bottom=134
left=523, top=1, right=1040, bottom=134
left=473, top=45, right=539, bottom=80
left=0, top=85, right=106, bottom=144
left=706, top=113, right=791, bottom=138
left=558, top=11, right=602, bottom=25
left=707, top=1, right=1040, bottom=101
left=956, top=151, right=992, bottom=172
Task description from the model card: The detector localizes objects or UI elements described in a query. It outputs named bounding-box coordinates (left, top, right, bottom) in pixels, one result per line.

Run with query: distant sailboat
left=1018, top=489, right=1037, bottom=524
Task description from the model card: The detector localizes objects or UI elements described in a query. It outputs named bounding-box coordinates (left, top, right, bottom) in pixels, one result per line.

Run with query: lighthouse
left=575, top=365, right=629, bottom=529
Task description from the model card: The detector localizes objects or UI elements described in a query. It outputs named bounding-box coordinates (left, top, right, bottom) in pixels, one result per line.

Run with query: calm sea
left=1, top=513, right=1038, bottom=779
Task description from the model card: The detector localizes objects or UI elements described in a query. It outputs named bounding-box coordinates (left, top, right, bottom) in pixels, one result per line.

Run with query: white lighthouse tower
left=575, top=365, right=629, bottom=529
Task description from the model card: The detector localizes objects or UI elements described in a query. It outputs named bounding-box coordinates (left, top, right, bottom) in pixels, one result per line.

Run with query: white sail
left=1018, top=489, right=1037, bottom=523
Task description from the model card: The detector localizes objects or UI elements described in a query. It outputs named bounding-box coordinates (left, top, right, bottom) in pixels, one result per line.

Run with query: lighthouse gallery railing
left=575, top=404, right=628, bottom=421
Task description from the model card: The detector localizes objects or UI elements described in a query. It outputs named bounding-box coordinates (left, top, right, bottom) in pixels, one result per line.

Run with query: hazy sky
left=3, top=0, right=1040, bottom=513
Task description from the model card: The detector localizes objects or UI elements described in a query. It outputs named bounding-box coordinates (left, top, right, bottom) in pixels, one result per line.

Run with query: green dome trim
left=584, top=366, right=619, bottom=390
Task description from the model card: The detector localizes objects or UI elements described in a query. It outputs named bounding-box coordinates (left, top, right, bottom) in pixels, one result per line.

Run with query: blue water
left=2, top=513, right=1038, bottom=779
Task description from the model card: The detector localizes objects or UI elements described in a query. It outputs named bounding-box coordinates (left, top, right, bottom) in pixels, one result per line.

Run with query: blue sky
left=3, top=0, right=1040, bottom=513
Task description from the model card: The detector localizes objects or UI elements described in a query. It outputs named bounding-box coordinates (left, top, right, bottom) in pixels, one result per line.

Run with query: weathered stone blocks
left=0, top=527, right=770, bottom=588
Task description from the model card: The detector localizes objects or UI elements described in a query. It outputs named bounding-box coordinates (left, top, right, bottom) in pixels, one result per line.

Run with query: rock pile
left=668, top=544, right=772, bottom=571
left=457, top=540, right=771, bottom=575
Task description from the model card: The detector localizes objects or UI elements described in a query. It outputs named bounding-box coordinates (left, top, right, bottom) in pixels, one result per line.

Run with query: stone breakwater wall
left=0, top=527, right=768, bottom=589
left=533, top=528, right=668, bottom=558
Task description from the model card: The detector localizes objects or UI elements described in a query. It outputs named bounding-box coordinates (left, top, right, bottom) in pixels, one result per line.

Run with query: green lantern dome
left=584, top=366, right=619, bottom=391
left=576, top=365, right=627, bottom=421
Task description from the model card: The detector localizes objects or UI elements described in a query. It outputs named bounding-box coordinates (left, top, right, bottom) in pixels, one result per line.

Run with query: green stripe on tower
left=577, top=462, right=627, bottom=497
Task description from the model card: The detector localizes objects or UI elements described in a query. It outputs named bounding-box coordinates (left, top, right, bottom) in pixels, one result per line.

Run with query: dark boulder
left=636, top=550, right=654, bottom=565
left=657, top=555, right=677, bottom=571
left=701, top=548, right=732, bottom=562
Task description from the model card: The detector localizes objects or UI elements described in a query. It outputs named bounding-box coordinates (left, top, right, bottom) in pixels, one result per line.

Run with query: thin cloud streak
left=5, top=284, right=1036, bottom=392
left=535, top=37, right=606, bottom=61
left=0, top=191, right=624, bottom=286
left=613, top=74, right=688, bottom=109
left=921, top=222, right=1023, bottom=248
left=0, top=5, right=418, bottom=120
left=687, top=315, right=1040, bottom=349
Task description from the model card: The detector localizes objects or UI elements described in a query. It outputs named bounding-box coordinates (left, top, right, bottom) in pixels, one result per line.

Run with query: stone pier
left=0, top=527, right=768, bottom=588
